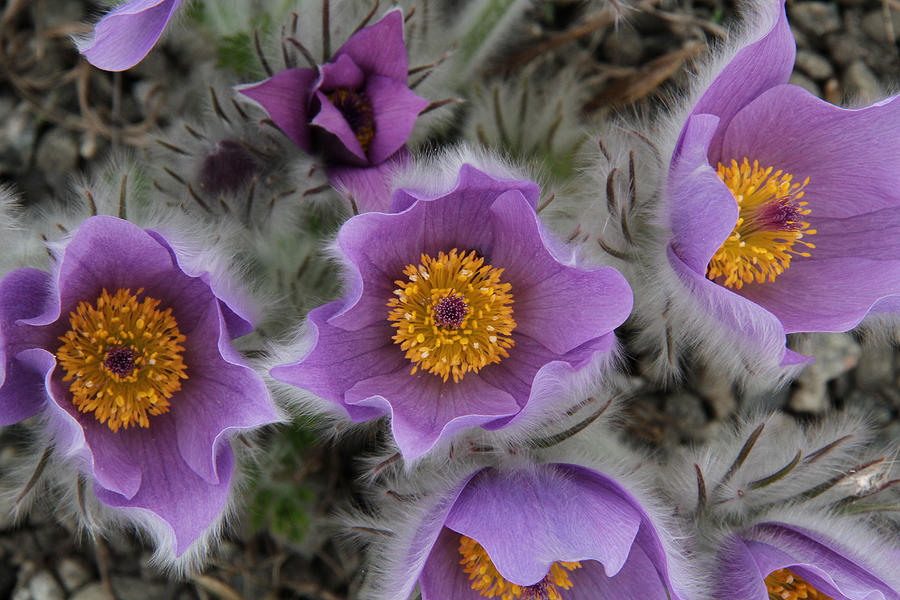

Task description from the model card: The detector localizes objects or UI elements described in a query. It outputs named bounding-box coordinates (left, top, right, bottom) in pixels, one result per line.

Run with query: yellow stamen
left=387, top=249, right=516, bottom=383
left=458, top=535, right=581, bottom=600
left=56, top=288, right=188, bottom=432
left=707, top=158, right=816, bottom=289
left=765, top=568, right=835, bottom=600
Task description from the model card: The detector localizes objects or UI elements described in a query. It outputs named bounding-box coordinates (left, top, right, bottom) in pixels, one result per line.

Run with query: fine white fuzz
left=353, top=423, right=698, bottom=600
left=460, top=68, right=591, bottom=185
left=662, top=411, right=900, bottom=599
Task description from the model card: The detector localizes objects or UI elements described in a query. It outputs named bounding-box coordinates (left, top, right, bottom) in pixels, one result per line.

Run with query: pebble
left=860, top=8, right=900, bottom=43
left=57, top=557, right=93, bottom=592
left=825, top=33, right=868, bottom=67
left=111, top=576, right=173, bottom=600
left=842, top=61, right=881, bottom=102
left=70, top=583, right=111, bottom=600
left=855, top=343, right=896, bottom=390
left=790, top=2, right=842, bottom=36
left=28, top=570, right=64, bottom=600
left=795, top=49, right=835, bottom=80
left=789, top=334, right=861, bottom=413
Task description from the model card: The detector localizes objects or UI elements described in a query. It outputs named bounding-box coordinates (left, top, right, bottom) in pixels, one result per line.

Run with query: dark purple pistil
left=433, top=294, right=469, bottom=329
left=104, top=346, right=138, bottom=377
left=326, top=88, right=376, bottom=151
left=522, top=581, right=552, bottom=600
left=198, top=140, right=258, bottom=196
left=759, top=199, right=803, bottom=231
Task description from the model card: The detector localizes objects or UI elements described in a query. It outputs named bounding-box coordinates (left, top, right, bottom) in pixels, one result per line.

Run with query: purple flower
left=78, top=0, right=182, bottom=72
left=378, top=464, right=683, bottom=599
left=665, top=0, right=900, bottom=367
left=239, top=10, right=430, bottom=212
left=0, top=216, right=277, bottom=557
left=721, top=523, right=900, bottom=600
left=271, top=163, right=633, bottom=458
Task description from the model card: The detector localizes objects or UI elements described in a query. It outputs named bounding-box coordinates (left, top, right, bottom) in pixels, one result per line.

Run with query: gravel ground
left=1, top=0, right=899, bottom=598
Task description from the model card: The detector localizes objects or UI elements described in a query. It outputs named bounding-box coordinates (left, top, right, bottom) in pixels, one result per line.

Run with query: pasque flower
left=664, top=0, right=900, bottom=367
left=720, top=523, right=899, bottom=600
left=368, top=463, right=684, bottom=600
left=271, top=160, right=633, bottom=459
left=667, top=414, right=900, bottom=600
left=239, top=10, right=430, bottom=212
left=78, top=0, right=182, bottom=71
left=0, top=216, right=278, bottom=557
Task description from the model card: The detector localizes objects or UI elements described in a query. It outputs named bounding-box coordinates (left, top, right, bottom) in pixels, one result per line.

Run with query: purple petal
left=480, top=333, right=616, bottom=428
left=487, top=190, right=633, bottom=354
left=730, top=524, right=900, bottom=600
left=173, top=299, right=275, bottom=484
left=568, top=545, right=670, bottom=600
left=79, top=0, right=182, bottom=72
left=318, top=53, right=365, bottom=90
left=721, top=86, right=900, bottom=219
left=238, top=68, right=318, bottom=152
left=667, top=246, right=790, bottom=366
left=328, top=165, right=540, bottom=331
left=334, top=10, right=408, bottom=81
left=389, top=163, right=541, bottom=213
left=329, top=170, right=517, bottom=331
left=0, top=269, right=55, bottom=425
left=737, top=209, right=900, bottom=333
left=311, top=90, right=369, bottom=162
left=94, top=418, right=234, bottom=557
left=685, top=0, right=794, bottom=157
left=443, top=465, right=642, bottom=585
left=421, top=527, right=494, bottom=600
left=365, top=75, right=429, bottom=164
left=345, top=367, right=520, bottom=459
left=668, top=113, right=739, bottom=273
left=269, top=302, right=403, bottom=423
left=326, top=147, right=412, bottom=213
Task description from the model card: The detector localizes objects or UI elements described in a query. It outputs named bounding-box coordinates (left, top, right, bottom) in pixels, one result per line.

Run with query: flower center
left=766, top=568, right=835, bottom=600
left=326, top=88, right=376, bottom=152
left=707, top=158, right=816, bottom=289
left=458, top=535, right=581, bottom=600
left=56, top=288, right=188, bottom=432
left=387, top=248, right=516, bottom=383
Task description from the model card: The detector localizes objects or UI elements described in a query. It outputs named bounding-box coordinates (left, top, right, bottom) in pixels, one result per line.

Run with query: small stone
left=11, top=585, right=31, bottom=600
left=70, top=583, right=112, bottom=600
left=823, top=77, right=842, bottom=104
left=111, top=576, right=173, bottom=600
left=795, top=50, right=834, bottom=80
left=789, top=333, right=861, bottom=413
left=790, top=2, right=842, bottom=36
left=56, top=557, right=93, bottom=592
left=28, top=571, right=64, bottom=600
left=788, top=72, right=822, bottom=98
left=825, top=33, right=867, bottom=67
left=861, top=9, right=900, bottom=43
left=854, top=343, right=897, bottom=389
left=842, top=61, right=881, bottom=103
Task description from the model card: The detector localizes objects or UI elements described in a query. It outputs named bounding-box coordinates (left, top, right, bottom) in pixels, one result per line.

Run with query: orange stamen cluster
left=56, top=288, right=188, bottom=432
left=387, top=249, right=516, bottom=383
left=707, top=158, right=816, bottom=289
left=458, top=535, right=581, bottom=600
left=766, top=569, right=835, bottom=600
